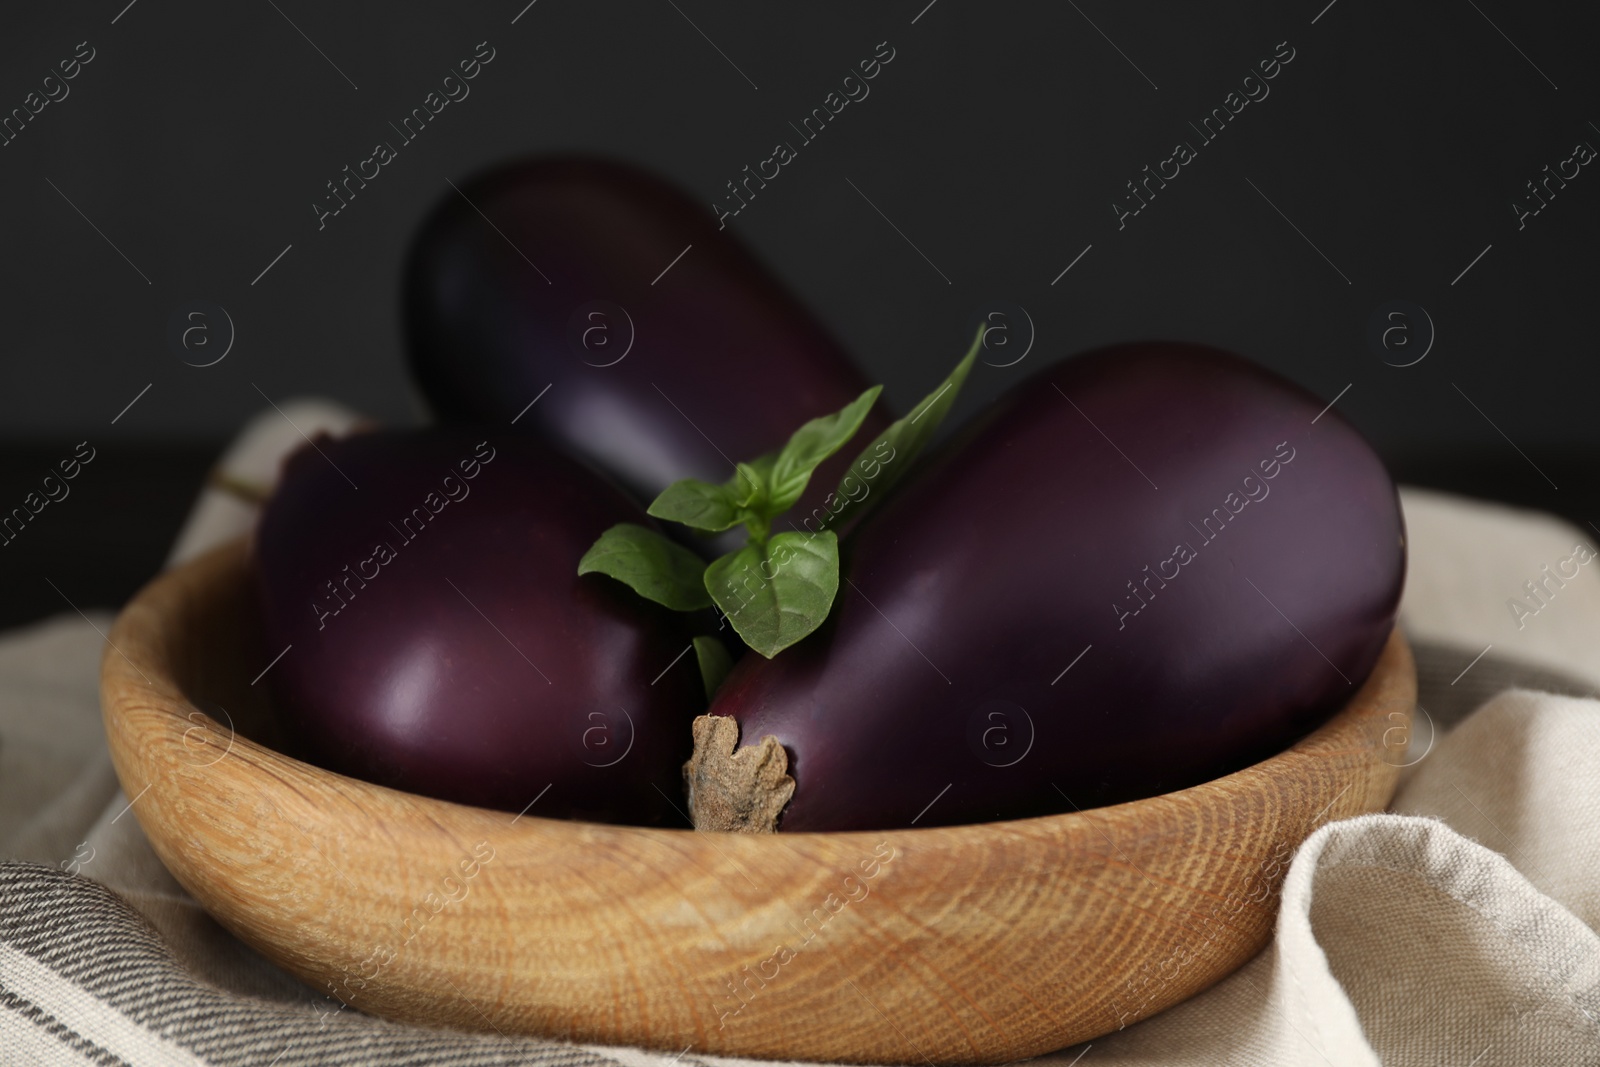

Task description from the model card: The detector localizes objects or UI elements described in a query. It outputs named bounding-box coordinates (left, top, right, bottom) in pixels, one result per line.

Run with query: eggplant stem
left=682, top=714, right=794, bottom=833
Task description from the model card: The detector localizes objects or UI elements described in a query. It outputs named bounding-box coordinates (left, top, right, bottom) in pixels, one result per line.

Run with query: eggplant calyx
left=683, top=714, right=794, bottom=833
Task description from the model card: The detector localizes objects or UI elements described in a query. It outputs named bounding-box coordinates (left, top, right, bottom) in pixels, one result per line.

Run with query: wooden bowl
left=101, top=538, right=1414, bottom=1064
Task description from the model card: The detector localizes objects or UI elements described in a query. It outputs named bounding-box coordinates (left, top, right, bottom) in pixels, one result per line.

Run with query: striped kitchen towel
left=0, top=861, right=634, bottom=1067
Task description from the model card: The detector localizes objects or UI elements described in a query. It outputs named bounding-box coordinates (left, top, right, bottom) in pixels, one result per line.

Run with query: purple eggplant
left=254, top=428, right=703, bottom=824
left=404, top=156, right=891, bottom=532
left=688, top=343, right=1406, bottom=832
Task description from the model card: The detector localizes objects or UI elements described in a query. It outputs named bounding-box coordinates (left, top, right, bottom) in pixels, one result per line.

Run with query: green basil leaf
left=766, top=386, right=883, bottom=515
left=577, top=523, right=712, bottom=611
left=728, top=453, right=776, bottom=510
left=692, top=635, right=735, bottom=703
left=703, top=530, right=840, bottom=659
left=813, top=324, right=983, bottom=534
left=647, top=478, right=748, bottom=532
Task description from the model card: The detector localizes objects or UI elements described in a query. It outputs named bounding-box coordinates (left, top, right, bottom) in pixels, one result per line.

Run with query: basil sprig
left=578, top=325, right=983, bottom=662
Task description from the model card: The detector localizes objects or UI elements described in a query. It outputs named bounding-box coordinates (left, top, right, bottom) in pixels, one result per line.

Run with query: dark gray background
left=1, top=0, right=1596, bottom=623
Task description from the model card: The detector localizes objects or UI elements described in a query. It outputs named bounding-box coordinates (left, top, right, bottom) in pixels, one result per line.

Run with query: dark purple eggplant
left=687, top=343, right=1406, bottom=832
left=404, top=156, right=892, bottom=536
left=254, top=428, right=703, bottom=824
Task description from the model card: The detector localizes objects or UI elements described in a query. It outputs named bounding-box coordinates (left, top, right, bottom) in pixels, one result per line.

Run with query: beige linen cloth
left=2, top=403, right=1598, bottom=1066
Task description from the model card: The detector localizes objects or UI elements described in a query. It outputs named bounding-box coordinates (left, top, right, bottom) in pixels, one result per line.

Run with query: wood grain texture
left=100, top=537, right=1415, bottom=1064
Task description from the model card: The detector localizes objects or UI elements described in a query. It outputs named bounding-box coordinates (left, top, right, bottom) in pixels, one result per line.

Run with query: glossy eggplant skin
left=710, top=343, right=1406, bottom=831
left=404, top=156, right=891, bottom=525
left=253, top=428, right=703, bottom=824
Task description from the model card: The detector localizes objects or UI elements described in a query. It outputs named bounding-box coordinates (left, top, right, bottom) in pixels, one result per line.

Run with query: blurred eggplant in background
left=404, top=157, right=892, bottom=543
